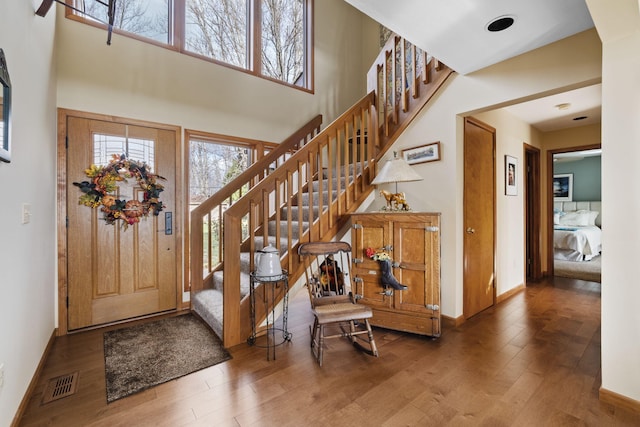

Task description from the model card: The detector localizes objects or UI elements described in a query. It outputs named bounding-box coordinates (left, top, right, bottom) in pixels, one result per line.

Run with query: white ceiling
left=346, top=0, right=600, bottom=132
left=346, top=0, right=595, bottom=75
left=503, top=84, right=601, bottom=132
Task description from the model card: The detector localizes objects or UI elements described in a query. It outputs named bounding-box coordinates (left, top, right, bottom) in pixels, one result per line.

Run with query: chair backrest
left=298, top=241, right=353, bottom=308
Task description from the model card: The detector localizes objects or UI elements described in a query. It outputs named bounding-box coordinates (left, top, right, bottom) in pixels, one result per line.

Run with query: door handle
left=165, top=212, right=173, bottom=235
left=466, top=227, right=475, bottom=234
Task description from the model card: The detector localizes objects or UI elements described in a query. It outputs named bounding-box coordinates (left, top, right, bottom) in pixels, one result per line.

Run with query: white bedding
left=553, top=225, right=602, bottom=261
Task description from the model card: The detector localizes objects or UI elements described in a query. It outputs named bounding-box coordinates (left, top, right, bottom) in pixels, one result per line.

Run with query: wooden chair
left=298, top=241, right=379, bottom=366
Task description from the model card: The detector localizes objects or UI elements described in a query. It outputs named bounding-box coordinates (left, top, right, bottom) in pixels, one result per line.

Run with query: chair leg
left=349, top=320, right=357, bottom=344
left=318, top=324, right=325, bottom=366
left=310, top=317, right=319, bottom=348
left=364, top=319, right=379, bottom=357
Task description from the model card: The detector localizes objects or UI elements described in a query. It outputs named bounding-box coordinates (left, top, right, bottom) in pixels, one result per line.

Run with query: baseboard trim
left=497, top=283, right=525, bottom=304
left=442, top=314, right=465, bottom=328
left=442, top=284, right=526, bottom=329
left=600, top=387, right=640, bottom=413
left=11, top=328, right=57, bottom=427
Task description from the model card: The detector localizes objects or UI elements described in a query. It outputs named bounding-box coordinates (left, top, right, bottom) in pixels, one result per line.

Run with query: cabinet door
left=351, top=217, right=393, bottom=309
left=393, top=217, right=440, bottom=316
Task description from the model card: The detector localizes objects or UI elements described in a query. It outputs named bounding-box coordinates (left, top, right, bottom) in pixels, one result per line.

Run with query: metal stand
left=247, top=270, right=292, bottom=360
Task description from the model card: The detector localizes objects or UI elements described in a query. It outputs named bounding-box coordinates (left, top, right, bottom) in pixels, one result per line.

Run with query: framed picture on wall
left=505, top=155, right=517, bottom=196
left=553, top=173, right=573, bottom=201
left=402, top=141, right=441, bottom=165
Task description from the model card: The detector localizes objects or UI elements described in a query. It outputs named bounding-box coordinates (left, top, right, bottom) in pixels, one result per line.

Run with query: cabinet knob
left=466, top=227, right=475, bottom=234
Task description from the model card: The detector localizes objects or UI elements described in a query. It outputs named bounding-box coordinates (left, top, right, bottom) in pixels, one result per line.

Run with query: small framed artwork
left=402, top=141, right=441, bottom=165
left=505, top=155, right=517, bottom=196
left=553, top=173, right=573, bottom=201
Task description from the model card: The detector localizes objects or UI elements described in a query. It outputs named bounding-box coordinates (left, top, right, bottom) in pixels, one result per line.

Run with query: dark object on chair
left=298, top=241, right=379, bottom=366
left=319, top=254, right=345, bottom=295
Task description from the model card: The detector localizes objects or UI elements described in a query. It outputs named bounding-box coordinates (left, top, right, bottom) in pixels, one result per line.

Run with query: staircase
left=190, top=33, right=454, bottom=347
left=191, top=168, right=356, bottom=339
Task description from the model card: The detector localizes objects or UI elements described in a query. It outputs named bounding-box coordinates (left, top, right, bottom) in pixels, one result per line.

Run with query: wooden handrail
left=190, top=114, right=323, bottom=295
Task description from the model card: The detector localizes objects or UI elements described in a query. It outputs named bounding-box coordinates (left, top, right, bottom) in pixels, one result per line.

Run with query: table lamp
left=371, top=151, right=423, bottom=211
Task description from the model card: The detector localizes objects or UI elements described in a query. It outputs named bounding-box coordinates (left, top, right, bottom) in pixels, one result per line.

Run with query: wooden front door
left=66, top=115, right=179, bottom=331
left=463, top=117, right=495, bottom=318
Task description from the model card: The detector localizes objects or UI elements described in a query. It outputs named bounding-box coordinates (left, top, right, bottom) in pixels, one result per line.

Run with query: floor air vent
left=42, top=371, right=79, bottom=404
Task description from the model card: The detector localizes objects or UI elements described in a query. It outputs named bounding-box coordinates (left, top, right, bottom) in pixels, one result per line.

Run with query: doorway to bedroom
left=548, top=145, right=602, bottom=282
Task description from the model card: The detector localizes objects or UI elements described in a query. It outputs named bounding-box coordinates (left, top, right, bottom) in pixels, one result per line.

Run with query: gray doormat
left=104, top=313, right=231, bottom=403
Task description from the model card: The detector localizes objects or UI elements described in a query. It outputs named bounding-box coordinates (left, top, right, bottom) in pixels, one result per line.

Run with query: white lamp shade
left=371, top=153, right=423, bottom=185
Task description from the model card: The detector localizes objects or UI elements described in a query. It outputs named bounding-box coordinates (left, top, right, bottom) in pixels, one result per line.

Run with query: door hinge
left=426, top=304, right=440, bottom=311
left=425, top=226, right=439, bottom=232
left=352, top=224, right=363, bottom=229
left=65, top=135, right=69, bottom=149
left=353, top=258, right=363, bottom=264
left=353, top=277, right=363, bottom=283
left=66, top=216, right=69, bottom=228
left=66, top=295, right=69, bottom=308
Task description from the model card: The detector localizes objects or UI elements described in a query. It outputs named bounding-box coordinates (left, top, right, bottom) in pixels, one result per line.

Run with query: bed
left=553, top=201, right=602, bottom=261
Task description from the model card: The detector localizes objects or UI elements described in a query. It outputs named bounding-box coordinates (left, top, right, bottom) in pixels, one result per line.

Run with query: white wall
left=586, top=0, right=640, bottom=403
left=0, top=2, right=57, bottom=425
left=372, top=29, right=601, bottom=319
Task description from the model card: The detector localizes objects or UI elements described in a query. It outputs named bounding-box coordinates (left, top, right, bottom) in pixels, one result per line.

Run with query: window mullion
left=174, top=0, right=186, bottom=50
left=251, top=0, right=261, bottom=75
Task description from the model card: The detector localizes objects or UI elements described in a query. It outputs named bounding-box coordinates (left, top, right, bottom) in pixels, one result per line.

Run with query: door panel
left=463, top=118, right=495, bottom=318
left=66, top=116, right=177, bottom=330
left=394, top=219, right=437, bottom=314
left=351, top=218, right=392, bottom=309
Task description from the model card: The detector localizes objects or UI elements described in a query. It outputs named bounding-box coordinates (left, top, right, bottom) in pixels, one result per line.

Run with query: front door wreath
left=73, top=154, right=165, bottom=228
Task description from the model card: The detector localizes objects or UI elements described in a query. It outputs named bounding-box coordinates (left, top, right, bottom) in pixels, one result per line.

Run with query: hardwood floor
left=18, top=277, right=640, bottom=426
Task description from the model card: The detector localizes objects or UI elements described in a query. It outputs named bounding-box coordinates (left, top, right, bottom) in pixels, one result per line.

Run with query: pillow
left=579, top=210, right=599, bottom=226
left=559, top=210, right=599, bottom=226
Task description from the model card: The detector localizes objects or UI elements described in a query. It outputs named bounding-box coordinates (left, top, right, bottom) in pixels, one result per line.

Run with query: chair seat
left=313, top=302, right=373, bottom=323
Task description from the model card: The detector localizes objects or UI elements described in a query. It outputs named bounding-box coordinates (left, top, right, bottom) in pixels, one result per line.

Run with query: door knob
left=466, top=227, right=475, bottom=234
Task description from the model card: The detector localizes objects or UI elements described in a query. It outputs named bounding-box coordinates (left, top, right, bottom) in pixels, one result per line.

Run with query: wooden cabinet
left=350, top=212, right=441, bottom=337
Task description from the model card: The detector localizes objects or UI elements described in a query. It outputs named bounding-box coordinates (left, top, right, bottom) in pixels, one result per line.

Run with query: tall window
left=189, top=139, right=250, bottom=204
left=184, top=0, right=248, bottom=69
left=68, top=0, right=312, bottom=90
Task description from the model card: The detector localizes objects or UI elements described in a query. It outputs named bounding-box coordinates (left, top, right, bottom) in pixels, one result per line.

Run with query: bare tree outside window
left=261, top=0, right=304, bottom=84
left=189, top=140, right=250, bottom=204
left=81, top=0, right=170, bottom=43
left=185, top=0, right=248, bottom=68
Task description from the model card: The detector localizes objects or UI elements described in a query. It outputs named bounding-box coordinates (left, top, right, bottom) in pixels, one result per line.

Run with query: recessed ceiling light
left=555, top=103, right=571, bottom=110
left=486, top=15, right=516, bottom=32
left=573, top=116, right=588, bottom=121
